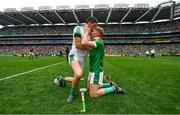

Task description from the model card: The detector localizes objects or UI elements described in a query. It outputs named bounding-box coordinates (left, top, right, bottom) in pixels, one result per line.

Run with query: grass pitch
left=0, top=56, right=180, bottom=114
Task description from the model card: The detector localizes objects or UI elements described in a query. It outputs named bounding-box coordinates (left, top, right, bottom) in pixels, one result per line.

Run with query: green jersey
left=89, top=39, right=104, bottom=73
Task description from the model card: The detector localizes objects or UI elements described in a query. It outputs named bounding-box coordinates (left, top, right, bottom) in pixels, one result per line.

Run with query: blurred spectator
left=65, top=46, right=70, bottom=62
left=0, top=44, right=179, bottom=56
left=145, top=50, right=150, bottom=58
left=150, top=49, right=155, bottom=58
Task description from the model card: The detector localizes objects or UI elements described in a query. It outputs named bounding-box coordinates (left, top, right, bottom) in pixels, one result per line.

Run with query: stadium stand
left=0, top=1, right=179, bottom=56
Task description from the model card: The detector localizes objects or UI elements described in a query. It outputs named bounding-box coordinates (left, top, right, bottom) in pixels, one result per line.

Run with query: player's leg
left=66, top=54, right=85, bottom=103
left=89, top=72, right=113, bottom=97
left=88, top=73, right=110, bottom=97
left=32, top=53, right=34, bottom=59
left=55, top=53, right=82, bottom=84
left=90, top=84, right=124, bottom=97
left=66, top=60, right=83, bottom=103
left=100, top=78, right=112, bottom=88
left=29, top=53, right=32, bottom=60
left=66, top=54, right=69, bottom=62
left=54, top=53, right=83, bottom=103
left=89, top=72, right=124, bottom=97
left=54, top=75, right=73, bottom=87
left=90, top=84, right=121, bottom=97
left=71, top=56, right=86, bottom=92
left=70, top=60, right=83, bottom=94
left=104, top=75, right=125, bottom=94
left=64, top=77, right=74, bottom=82
left=89, top=84, right=100, bottom=97
left=87, top=73, right=107, bottom=90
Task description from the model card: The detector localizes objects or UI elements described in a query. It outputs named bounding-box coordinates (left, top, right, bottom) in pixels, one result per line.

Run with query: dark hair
left=86, top=16, right=98, bottom=23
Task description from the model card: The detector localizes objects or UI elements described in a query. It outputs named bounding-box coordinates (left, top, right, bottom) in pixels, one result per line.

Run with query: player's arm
left=81, top=31, right=96, bottom=48
left=83, top=45, right=92, bottom=51
left=74, top=26, right=91, bottom=51
left=75, top=37, right=92, bottom=51
left=75, top=37, right=83, bottom=49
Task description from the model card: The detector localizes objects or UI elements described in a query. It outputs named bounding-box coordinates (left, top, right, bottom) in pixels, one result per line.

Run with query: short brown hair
left=94, top=26, right=104, bottom=37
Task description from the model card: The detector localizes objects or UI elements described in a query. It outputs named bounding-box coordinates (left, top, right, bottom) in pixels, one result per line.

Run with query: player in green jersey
left=82, top=26, right=124, bottom=97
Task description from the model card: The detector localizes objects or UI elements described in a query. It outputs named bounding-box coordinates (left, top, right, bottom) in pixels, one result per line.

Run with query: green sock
left=102, top=83, right=112, bottom=88
left=70, top=87, right=77, bottom=95
left=104, top=86, right=116, bottom=95
left=59, top=75, right=64, bottom=80
left=103, top=79, right=108, bottom=83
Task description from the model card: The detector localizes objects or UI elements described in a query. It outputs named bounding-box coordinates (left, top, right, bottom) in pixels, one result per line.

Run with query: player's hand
left=84, top=25, right=91, bottom=33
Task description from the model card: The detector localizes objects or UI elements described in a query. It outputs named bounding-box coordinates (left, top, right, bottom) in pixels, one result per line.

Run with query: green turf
left=0, top=56, right=180, bottom=114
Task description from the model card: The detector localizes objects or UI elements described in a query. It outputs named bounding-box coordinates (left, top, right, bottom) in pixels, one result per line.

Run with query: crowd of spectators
left=0, top=45, right=66, bottom=56
left=0, top=20, right=179, bottom=56
left=173, top=20, right=180, bottom=32
left=105, top=44, right=180, bottom=56
left=0, top=44, right=179, bottom=56
left=0, top=25, right=74, bottom=35
left=102, top=22, right=173, bottom=34
left=0, top=37, right=176, bottom=45
left=0, top=21, right=179, bottom=35
left=0, top=39, right=71, bottom=45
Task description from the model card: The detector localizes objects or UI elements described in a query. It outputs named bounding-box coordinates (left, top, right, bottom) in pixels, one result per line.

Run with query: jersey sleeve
left=95, top=40, right=103, bottom=48
left=73, top=26, right=81, bottom=38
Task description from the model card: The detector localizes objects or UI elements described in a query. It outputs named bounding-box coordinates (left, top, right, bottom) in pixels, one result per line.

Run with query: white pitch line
left=0, top=61, right=66, bottom=82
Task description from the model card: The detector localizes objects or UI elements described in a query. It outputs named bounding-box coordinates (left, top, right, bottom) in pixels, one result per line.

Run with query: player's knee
left=75, top=70, right=83, bottom=78
left=90, top=93, right=98, bottom=98
left=89, top=91, right=99, bottom=98
left=94, top=90, right=105, bottom=97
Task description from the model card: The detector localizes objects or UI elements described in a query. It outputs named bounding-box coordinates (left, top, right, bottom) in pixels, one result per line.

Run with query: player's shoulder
left=74, top=25, right=82, bottom=30
left=95, top=39, right=104, bottom=47
left=73, top=26, right=83, bottom=37
left=73, top=26, right=83, bottom=33
left=95, top=39, right=103, bottom=43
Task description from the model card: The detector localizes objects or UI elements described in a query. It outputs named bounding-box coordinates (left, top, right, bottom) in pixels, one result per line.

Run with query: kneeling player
left=82, top=26, right=125, bottom=97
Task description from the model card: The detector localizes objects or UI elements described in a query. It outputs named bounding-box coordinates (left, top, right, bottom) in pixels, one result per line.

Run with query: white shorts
left=68, top=53, right=87, bottom=70
left=29, top=52, right=34, bottom=56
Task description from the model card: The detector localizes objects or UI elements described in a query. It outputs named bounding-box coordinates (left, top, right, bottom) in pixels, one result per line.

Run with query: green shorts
left=88, top=71, right=104, bottom=85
